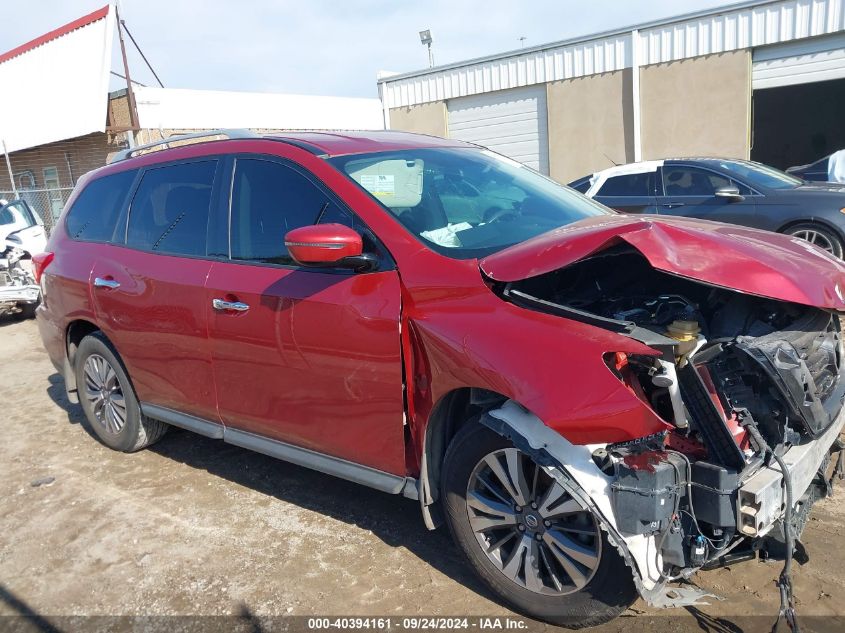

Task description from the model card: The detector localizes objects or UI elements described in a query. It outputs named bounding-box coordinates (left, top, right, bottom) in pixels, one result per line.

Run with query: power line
left=110, top=70, right=147, bottom=87
left=120, top=20, right=165, bottom=88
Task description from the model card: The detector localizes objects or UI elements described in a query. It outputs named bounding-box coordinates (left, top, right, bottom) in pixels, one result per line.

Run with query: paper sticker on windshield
left=360, top=174, right=395, bottom=196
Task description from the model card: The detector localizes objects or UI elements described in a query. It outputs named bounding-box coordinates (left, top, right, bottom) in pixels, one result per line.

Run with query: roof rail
left=108, top=129, right=258, bottom=164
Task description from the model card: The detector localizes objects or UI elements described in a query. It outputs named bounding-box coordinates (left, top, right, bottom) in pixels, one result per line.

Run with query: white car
left=0, top=198, right=48, bottom=255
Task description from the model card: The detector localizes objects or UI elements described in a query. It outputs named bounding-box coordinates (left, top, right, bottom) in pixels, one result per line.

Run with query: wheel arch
left=417, top=387, right=511, bottom=529
left=63, top=319, right=103, bottom=403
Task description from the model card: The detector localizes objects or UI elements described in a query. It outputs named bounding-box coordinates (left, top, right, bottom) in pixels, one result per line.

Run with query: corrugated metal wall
left=752, top=31, right=845, bottom=87
left=381, top=0, right=845, bottom=108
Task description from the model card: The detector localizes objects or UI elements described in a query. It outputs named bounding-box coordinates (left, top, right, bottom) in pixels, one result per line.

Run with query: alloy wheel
left=466, top=448, right=601, bottom=595
left=789, top=227, right=839, bottom=256
left=82, top=354, right=128, bottom=435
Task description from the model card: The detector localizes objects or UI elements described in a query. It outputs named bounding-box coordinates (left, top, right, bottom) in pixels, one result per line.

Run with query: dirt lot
left=1, top=316, right=845, bottom=632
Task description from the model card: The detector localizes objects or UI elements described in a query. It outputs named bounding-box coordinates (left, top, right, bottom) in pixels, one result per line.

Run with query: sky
left=0, top=0, right=745, bottom=98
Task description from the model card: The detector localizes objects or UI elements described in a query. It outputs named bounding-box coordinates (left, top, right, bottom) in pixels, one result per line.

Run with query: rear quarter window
left=568, top=176, right=593, bottom=194
left=66, top=170, right=137, bottom=242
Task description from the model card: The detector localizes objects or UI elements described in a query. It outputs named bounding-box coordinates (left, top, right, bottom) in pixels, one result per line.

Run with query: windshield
left=715, top=159, right=803, bottom=190
left=329, top=148, right=611, bottom=258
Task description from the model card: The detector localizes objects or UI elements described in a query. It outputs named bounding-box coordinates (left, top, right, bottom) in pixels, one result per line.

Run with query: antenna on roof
left=603, top=152, right=620, bottom=167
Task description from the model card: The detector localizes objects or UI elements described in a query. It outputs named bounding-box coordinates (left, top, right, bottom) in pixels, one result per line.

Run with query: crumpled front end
left=0, top=248, right=39, bottom=315
left=488, top=244, right=845, bottom=606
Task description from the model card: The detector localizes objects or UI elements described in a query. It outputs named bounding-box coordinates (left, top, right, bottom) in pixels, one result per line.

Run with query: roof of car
left=264, top=130, right=474, bottom=157
left=591, top=157, right=753, bottom=177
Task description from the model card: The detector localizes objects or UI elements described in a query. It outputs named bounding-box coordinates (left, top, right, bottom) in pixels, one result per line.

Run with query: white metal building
left=378, top=0, right=845, bottom=182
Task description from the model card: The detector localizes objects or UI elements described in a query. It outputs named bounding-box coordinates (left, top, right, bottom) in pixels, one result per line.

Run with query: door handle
left=212, top=298, right=249, bottom=312
left=662, top=202, right=685, bottom=209
left=93, top=277, right=121, bottom=289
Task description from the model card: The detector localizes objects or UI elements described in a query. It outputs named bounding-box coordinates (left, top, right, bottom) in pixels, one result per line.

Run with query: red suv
left=35, top=131, right=845, bottom=627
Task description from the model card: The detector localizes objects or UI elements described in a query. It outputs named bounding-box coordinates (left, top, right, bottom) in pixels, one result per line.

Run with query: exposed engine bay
left=492, top=245, right=845, bottom=610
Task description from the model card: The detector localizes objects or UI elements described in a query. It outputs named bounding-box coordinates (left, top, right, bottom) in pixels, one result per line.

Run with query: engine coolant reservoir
left=666, top=320, right=701, bottom=357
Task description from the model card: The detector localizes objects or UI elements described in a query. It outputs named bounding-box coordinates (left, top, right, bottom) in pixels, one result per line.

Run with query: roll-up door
left=447, top=86, right=549, bottom=174
left=753, top=33, right=845, bottom=90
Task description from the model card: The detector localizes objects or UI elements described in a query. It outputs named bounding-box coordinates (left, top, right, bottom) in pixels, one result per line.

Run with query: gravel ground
left=2, top=316, right=844, bottom=633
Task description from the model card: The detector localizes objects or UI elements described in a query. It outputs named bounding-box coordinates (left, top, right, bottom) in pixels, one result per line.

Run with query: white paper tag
left=360, top=174, right=395, bottom=196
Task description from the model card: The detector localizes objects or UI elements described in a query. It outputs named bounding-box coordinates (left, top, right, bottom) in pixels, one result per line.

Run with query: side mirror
left=715, top=185, right=744, bottom=201
left=285, top=223, right=377, bottom=272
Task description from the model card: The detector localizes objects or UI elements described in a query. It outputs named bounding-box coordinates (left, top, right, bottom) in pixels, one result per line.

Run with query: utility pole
left=2, top=140, right=19, bottom=200
left=115, top=4, right=140, bottom=148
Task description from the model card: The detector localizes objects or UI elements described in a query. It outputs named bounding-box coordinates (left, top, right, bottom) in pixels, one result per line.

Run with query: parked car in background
left=570, top=158, right=845, bottom=258
left=0, top=199, right=46, bottom=318
left=0, top=198, right=47, bottom=255
left=787, top=148, right=845, bottom=184
left=34, top=131, right=845, bottom=627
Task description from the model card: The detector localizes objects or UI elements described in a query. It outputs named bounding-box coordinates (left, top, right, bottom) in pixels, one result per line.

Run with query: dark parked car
left=571, top=158, right=845, bottom=257
left=34, top=132, right=845, bottom=627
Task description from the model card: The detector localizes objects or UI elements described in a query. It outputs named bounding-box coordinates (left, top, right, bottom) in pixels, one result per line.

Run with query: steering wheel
left=483, top=206, right=518, bottom=224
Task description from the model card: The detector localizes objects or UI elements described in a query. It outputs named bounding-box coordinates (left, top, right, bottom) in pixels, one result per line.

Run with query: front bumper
left=738, top=404, right=845, bottom=537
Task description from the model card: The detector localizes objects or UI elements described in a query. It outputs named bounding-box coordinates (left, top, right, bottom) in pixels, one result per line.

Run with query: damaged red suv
left=35, top=131, right=845, bottom=627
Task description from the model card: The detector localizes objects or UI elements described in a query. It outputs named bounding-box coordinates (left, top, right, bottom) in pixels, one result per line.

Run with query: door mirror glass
left=715, top=185, right=743, bottom=201
left=285, top=223, right=375, bottom=271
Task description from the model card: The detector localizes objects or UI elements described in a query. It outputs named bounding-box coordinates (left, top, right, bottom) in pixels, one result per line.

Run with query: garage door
left=447, top=86, right=549, bottom=174
left=753, top=32, right=845, bottom=90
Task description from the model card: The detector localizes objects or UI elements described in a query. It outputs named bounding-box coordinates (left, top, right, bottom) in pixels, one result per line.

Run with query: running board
left=224, top=427, right=416, bottom=498
left=142, top=404, right=224, bottom=439
left=140, top=403, right=417, bottom=499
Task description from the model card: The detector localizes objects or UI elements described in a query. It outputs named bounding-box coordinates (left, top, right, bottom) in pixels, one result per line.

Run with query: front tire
left=74, top=332, right=167, bottom=452
left=441, top=422, right=637, bottom=628
left=783, top=222, right=844, bottom=259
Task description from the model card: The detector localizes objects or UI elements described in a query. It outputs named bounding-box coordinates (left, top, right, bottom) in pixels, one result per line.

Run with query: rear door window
left=568, top=176, right=592, bottom=193
left=127, top=161, right=217, bottom=256
left=0, top=201, right=34, bottom=227
left=65, top=170, right=137, bottom=242
left=596, top=172, right=653, bottom=197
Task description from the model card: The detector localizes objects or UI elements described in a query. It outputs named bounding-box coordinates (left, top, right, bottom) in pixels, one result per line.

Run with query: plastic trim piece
left=141, top=403, right=419, bottom=498
left=480, top=400, right=718, bottom=608
left=503, top=286, right=677, bottom=348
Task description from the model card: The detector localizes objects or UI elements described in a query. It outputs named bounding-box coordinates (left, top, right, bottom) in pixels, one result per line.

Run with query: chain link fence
left=1, top=187, right=73, bottom=235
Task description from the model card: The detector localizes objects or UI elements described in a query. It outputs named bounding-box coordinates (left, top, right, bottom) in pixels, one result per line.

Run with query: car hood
left=480, top=214, right=845, bottom=310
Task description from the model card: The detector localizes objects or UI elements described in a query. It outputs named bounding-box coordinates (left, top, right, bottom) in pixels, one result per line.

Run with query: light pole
left=419, top=30, right=433, bottom=69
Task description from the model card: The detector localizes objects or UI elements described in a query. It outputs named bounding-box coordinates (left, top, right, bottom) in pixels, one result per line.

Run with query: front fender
left=403, top=293, right=671, bottom=470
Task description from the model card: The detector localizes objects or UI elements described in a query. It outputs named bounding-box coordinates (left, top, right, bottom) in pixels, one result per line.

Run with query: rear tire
left=783, top=222, right=844, bottom=259
left=441, top=422, right=638, bottom=629
left=74, top=332, right=167, bottom=452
